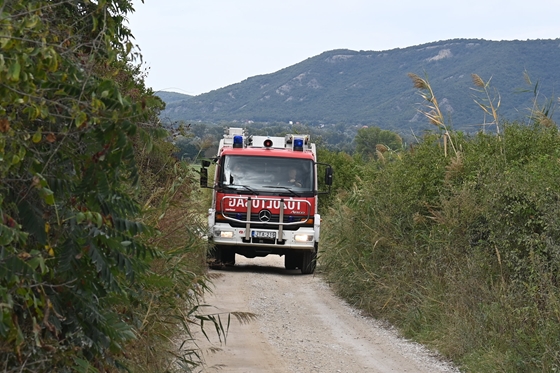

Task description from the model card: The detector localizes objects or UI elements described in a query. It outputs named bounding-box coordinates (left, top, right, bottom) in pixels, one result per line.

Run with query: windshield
left=219, top=155, right=314, bottom=194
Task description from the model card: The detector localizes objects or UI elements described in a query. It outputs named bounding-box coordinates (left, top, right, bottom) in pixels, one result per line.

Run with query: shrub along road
left=198, top=255, right=459, bottom=373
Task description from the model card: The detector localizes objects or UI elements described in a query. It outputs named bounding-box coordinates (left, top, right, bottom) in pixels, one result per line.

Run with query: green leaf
left=95, top=212, right=102, bottom=228
left=18, top=146, right=26, bottom=160
left=28, top=255, right=48, bottom=275
left=25, top=15, right=39, bottom=29
left=92, top=15, right=98, bottom=32
left=41, top=188, right=55, bottom=205
left=15, top=324, right=24, bottom=347
left=76, top=212, right=86, bottom=224
left=73, top=357, right=98, bottom=373
left=32, top=128, right=42, bottom=143
left=7, top=61, right=21, bottom=82
left=0, top=225, right=14, bottom=245
left=74, top=111, right=87, bottom=127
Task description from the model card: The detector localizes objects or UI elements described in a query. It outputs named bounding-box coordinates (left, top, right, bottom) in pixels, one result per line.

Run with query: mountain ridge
left=158, top=38, right=560, bottom=134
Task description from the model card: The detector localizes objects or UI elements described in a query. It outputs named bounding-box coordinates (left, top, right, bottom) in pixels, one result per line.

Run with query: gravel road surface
left=198, top=255, right=460, bottom=373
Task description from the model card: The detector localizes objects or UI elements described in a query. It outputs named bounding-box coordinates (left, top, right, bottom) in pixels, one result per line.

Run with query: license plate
left=252, top=230, right=276, bottom=239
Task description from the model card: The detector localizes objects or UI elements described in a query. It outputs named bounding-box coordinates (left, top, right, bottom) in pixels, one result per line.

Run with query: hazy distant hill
left=158, top=38, right=560, bottom=134
left=155, top=91, right=192, bottom=105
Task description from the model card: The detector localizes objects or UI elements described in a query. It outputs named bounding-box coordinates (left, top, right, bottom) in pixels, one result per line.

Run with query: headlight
left=214, top=229, right=234, bottom=238
left=294, top=234, right=313, bottom=242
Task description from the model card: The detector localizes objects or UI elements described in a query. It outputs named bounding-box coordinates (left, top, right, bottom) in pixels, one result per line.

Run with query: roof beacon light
left=293, top=137, right=304, bottom=151
left=263, top=138, right=273, bottom=148
left=233, top=135, right=244, bottom=148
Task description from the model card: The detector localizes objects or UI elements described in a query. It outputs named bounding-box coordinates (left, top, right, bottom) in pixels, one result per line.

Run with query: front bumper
left=210, top=222, right=317, bottom=250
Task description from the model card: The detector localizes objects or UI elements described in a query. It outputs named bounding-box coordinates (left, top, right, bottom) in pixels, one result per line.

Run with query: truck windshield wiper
left=226, top=184, right=259, bottom=195
left=262, top=186, right=301, bottom=197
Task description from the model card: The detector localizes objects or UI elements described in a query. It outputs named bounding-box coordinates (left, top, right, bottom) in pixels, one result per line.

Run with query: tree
left=354, top=126, right=403, bottom=159
left=0, top=1, right=167, bottom=371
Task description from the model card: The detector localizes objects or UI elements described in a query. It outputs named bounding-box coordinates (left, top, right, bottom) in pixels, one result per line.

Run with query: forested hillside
left=159, top=38, right=560, bottom=134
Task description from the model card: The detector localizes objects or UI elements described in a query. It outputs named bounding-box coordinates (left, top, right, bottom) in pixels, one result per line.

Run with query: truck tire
left=208, top=245, right=235, bottom=268
left=300, top=245, right=318, bottom=274
left=221, top=248, right=236, bottom=266
left=284, top=253, right=300, bottom=270
left=207, top=243, right=222, bottom=269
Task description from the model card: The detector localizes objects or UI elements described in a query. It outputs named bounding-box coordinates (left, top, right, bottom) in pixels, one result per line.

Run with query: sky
left=127, top=0, right=560, bottom=96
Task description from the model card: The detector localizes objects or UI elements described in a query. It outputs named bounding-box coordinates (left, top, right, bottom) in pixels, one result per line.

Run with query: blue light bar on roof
left=233, top=135, right=243, bottom=148
left=293, top=138, right=304, bottom=151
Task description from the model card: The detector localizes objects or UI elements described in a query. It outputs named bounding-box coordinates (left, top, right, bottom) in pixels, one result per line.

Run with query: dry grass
left=408, top=72, right=458, bottom=156
left=523, top=71, right=558, bottom=129
left=470, top=73, right=501, bottom=136
left=445, top=152, right=464, bottom=182
left=532, top=110, right=556, bottom=127
left=471, top=73, right=485, bottom=88
left=376, top=144, right=388, bottom=153
left=408, top=73, right=429, bottom=90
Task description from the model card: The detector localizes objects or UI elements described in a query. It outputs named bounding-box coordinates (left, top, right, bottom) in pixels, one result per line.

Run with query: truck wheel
left=300, top=246, right=317, bottom=274
left=284, top=253, right=299, bottom=270
left=207, top=244, right=222, bottom=269
left=208, top=245, right=235, bottom=268
left=221, top=248, right=236, bottom=266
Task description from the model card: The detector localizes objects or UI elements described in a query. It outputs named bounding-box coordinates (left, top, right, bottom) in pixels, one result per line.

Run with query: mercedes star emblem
left=258, top=210, right=272, bottom=222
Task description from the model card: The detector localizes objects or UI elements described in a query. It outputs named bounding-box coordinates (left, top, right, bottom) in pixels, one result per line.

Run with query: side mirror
left=200, top=167, right=208, bottom=188
left=200, top=159, right=210, bottom=188
left=325, top=166, right=333, bottom=186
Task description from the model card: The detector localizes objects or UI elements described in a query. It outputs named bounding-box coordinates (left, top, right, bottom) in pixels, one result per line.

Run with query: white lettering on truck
left=227, top=198, right=302, bottom=211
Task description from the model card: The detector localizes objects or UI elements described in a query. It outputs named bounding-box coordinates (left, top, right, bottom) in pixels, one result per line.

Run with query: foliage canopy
left=0, top=1, right=184, bottom=371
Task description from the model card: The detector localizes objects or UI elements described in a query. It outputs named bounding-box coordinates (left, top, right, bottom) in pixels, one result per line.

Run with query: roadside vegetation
left=320, top=73, right=560, bottom=372
left=0, top=2, right=221, bottom=372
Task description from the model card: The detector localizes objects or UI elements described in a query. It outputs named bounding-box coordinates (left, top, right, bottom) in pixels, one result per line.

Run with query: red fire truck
left=200, top=127, right=333, bottom=274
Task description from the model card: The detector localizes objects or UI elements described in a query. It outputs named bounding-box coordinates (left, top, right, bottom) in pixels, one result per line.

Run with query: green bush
left=322, top=123, right=560, bottom=372
left=0, top=2, right=214, bottom=372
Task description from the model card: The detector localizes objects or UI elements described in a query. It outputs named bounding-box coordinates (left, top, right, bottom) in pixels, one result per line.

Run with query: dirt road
left=199, top=255, right=459, bottom=373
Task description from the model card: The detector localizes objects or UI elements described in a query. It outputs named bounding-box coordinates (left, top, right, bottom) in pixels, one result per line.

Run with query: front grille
left=222, top=212, right=310, bottom=231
